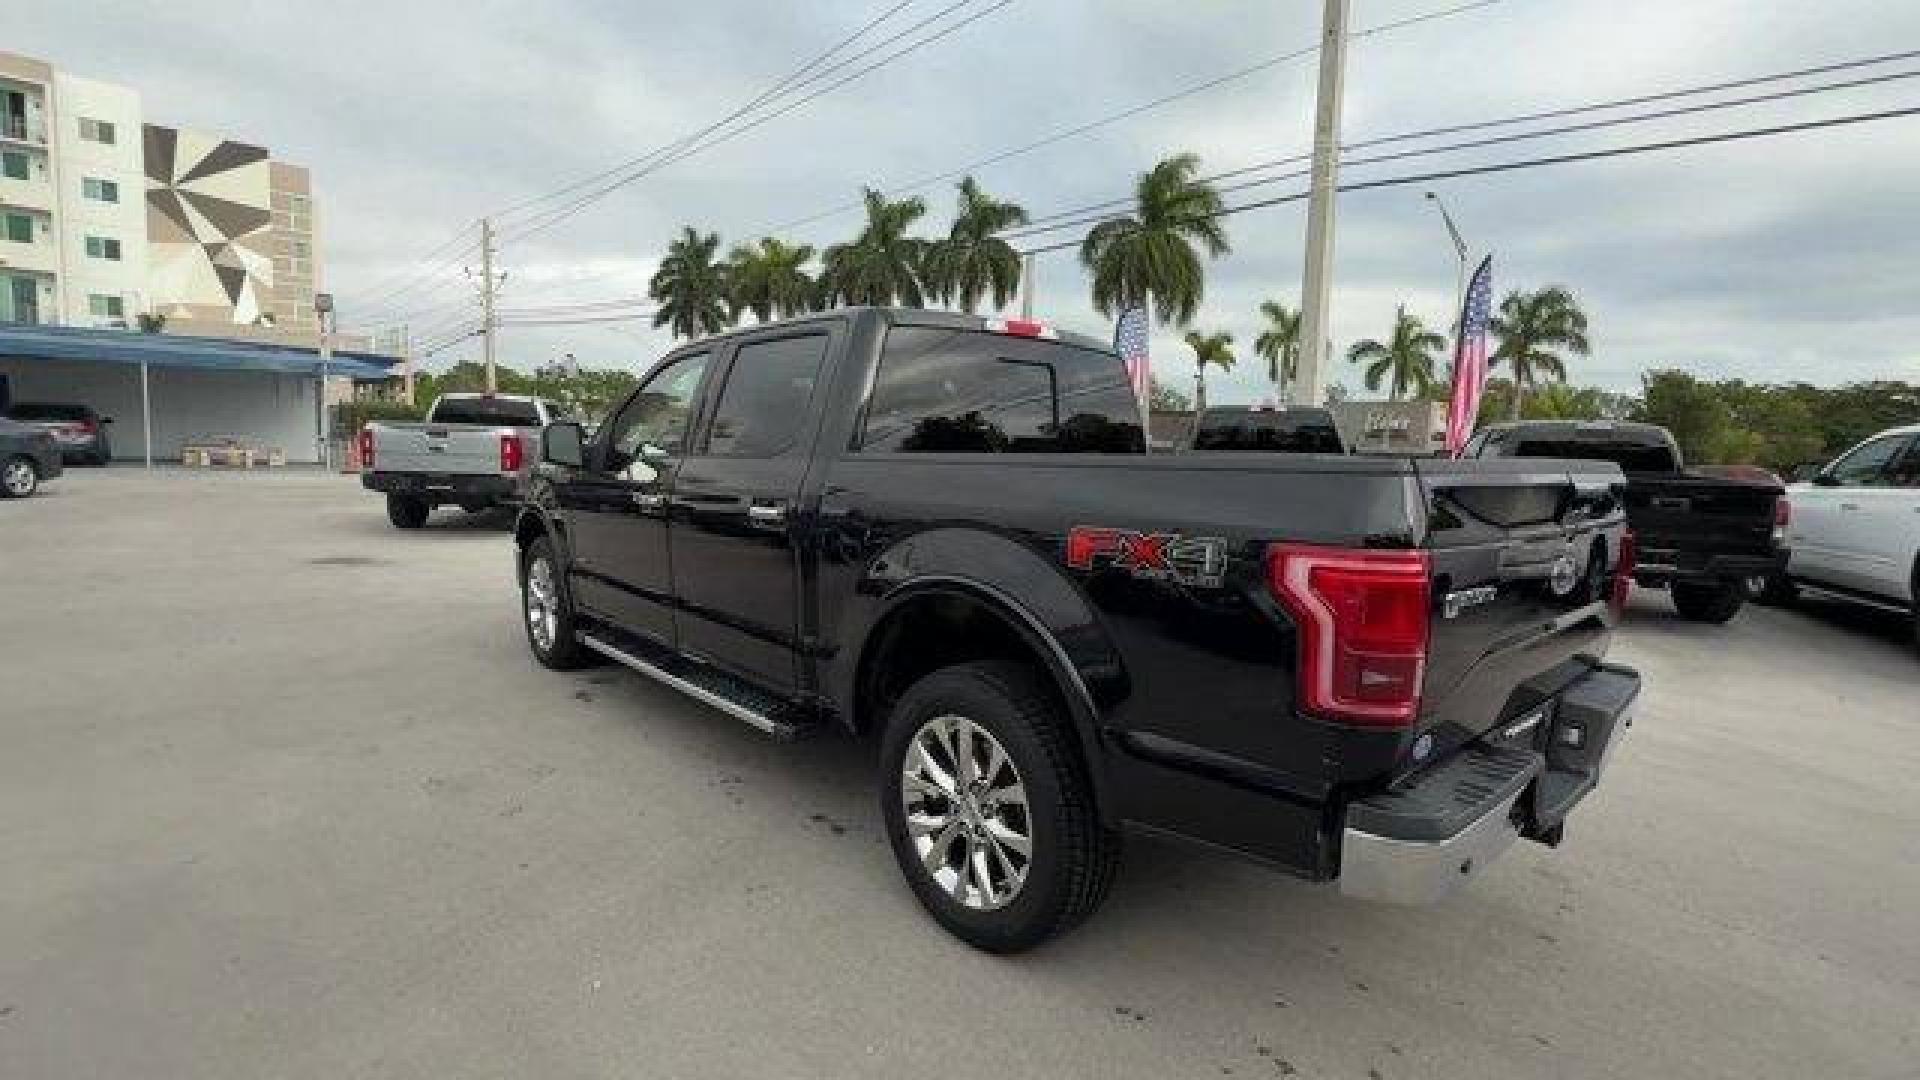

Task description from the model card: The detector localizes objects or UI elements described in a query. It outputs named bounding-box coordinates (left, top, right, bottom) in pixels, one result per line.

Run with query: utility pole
left=1293, top=0, right=1351, bottom=408
left=1019, top=251, right=1035, bottom=319
left=479, top=216, right=499, bottom=394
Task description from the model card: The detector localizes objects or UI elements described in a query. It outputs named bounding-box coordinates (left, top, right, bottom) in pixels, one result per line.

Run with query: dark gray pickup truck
left=1467, top=420, right=1786, bottom=623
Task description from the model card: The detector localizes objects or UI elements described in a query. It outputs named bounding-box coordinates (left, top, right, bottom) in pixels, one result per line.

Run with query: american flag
left=1445, top=254, right=1494, bottom=456
left=1115, top=305, right=1150, bottom=406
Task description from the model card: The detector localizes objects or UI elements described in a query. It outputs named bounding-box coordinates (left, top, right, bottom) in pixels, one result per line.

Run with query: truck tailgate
left=1412, top=459, right=1628, bottom=756
left=1624, top=473, right=1780, bottom=569
left=372, top=424, right=514, bottom=476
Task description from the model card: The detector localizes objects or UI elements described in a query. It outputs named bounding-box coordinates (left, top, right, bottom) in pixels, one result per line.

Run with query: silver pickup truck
left=358, top=393, right=566, bottom=529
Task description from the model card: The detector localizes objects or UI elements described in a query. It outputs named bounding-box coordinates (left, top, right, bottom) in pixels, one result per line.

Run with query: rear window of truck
left=1512, top=439, right=1677, bottom=472
left=430, top=397, right=542, bottom=426
left=860, top=326, right=1145, bottom=454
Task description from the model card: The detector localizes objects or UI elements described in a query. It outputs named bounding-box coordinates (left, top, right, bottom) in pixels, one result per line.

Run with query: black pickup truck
left=1466, top=421, right=1786, bottom=624
left=513, top=309, right=1642, bottom=952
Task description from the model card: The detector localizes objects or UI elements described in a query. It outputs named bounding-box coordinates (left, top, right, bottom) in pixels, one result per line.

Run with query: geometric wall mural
left=143, top=125, right=274, bottom=325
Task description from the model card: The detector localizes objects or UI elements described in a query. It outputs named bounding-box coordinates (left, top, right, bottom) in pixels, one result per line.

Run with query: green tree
left=1348, top=306, right=1444, bottom=401
left=923, top=176, right=1027, bottom=313
left=1080, top=152, right=1230, bottom=327
left=1634, top=369, right=1737, bottom=464
left=1492, top=286, right=1590, bottom=420
left=820, top=188, right=930, bottom=307
left=1254, top=298, right=1301, bottom=401
left=1182, top=329, right=1235, bottom=413
left=726, top=236, right=816, bottom=323
left=1148, top=375, right=1191, bottom=413
left=648, top=227, right=730, bottom=340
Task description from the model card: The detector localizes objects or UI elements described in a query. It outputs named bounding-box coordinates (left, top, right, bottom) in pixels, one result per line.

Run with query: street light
left=315, top=291, right=334, bottom=470
left=1424, top=191, right=1469, bottom=344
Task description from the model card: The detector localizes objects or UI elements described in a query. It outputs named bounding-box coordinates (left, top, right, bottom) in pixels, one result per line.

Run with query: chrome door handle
left=1838, top=502, right=1861, bottom=511
left=747, top=503, right=788, bottom=526
left=631, top=491, right=666, bottom=509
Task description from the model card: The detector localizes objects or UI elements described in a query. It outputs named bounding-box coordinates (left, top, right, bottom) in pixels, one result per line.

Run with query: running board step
left=578, top=630, right=814, bottom=741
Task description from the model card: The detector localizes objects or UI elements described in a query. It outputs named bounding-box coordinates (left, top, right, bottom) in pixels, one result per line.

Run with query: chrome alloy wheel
left=525, top=555, right=558, bottom=651
left=901, top=713, right=1032, bottom=911
left=2, top=459, right=35, bottom=497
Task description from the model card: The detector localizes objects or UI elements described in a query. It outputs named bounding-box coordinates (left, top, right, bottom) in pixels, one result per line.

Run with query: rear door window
left=861, top=326, right=1144, bottom=454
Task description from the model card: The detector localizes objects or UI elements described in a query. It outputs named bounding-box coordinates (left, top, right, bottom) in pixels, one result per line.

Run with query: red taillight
left=1610, top=531, right=1637, bottom=614
left=1266, top=544, right=1431, bottom=729
left=499, top=431, right=523, bottom=473
left=357, top=426, right=375, bottom=471
left=1771, top=497, right=1790, bottom=546
left=69, top=420, right=97, bottom=435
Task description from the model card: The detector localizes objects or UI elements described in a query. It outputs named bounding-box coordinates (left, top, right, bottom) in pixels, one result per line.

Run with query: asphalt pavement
left=1, top=469, right=1914, bottom=1079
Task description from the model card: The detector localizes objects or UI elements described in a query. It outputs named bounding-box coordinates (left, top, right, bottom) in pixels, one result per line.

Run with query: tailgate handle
left=1839, top=502, right=1861, bottom=512
left=1650, top=496, right=1691, bottom=510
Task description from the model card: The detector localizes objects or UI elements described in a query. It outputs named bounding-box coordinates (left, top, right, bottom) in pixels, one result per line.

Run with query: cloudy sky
left=17, top=0, right=1920, bottom=405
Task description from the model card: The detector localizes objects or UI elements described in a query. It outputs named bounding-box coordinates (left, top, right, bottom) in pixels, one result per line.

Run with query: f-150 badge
left=1066, top=527, right=1228, bottom=589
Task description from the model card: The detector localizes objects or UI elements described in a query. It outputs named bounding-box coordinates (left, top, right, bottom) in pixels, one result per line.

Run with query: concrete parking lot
left=2, top=469, right=1915, bottom=1080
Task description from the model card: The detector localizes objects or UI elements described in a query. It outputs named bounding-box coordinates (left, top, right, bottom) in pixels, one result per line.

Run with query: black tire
left=879, top=660, right=1119, bottom=953
left=1, top=455, right=38, bottom=498
left=520, top=536, right=592, bottom=670
left=386, top=492, right=430, bottom=529
left=1671, top=579, right=1746, bottom=624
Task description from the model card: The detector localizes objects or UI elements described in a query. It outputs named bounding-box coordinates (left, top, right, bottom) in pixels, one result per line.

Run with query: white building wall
left=50, top=73, right=147, bottom=327
left=0, top=357, right=320, bottom=462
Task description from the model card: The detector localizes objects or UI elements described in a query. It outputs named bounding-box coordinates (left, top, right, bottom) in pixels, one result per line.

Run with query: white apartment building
left=0, top=49, right=321, bottom=344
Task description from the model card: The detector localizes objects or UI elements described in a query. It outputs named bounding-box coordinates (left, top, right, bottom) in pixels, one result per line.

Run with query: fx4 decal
left=1065, top=527, right=1229, bottom=589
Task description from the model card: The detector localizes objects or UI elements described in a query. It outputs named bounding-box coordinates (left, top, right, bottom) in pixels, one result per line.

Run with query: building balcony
left=0, top=236, right=59, bottom=275
left=0, top=174, right=53, bottom=213
left=0, top=114, right=47, bottom=145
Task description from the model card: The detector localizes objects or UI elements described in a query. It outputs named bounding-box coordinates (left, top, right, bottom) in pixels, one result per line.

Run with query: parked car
left=511, top=308, right=1641, bottom=952
left=359, top=393, right=569, bottom=528
left=1771, top=423, right=1920, bottom=649
left=1465, top=421, right=1786, bottom=624
left=1184, top=405, right=1348, bottom=453
left=0, top=416, right=64, bottom=498
left=2, top=401, right=113, bottom=465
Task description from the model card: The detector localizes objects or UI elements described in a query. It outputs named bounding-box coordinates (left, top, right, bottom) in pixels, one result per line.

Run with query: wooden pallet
left=181, top=443, right=287, bottom=469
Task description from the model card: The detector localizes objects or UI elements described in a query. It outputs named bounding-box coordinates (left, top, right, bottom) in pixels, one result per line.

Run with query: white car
left=1779, top=423, right=1920, bottom=649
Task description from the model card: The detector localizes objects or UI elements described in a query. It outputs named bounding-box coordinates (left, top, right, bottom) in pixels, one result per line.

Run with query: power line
left=1012, top=104, right=1920, bottom=256
left=502, top=0, right=1012, bottom=243
left=332, top=222, right=476, bottom=309
left=1002, top=51, right=1920, bottom=242
left=499, top=309, right=660, bottom=328
left=752, top=0, right=1502, bottom=238
left=488, top=0, right=924, bottom=226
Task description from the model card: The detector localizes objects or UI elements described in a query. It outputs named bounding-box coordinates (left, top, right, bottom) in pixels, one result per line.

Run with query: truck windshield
left=430, top=397, right=542, bottom=426
left=1513, top=439, right=1677, bottom=472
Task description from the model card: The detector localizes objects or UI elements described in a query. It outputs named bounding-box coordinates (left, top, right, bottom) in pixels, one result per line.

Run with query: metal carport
left=0, top=324, right=398, bottom=468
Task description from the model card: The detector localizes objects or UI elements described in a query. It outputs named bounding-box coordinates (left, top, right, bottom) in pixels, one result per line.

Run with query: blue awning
left=0, top=323, right=402, bottom=381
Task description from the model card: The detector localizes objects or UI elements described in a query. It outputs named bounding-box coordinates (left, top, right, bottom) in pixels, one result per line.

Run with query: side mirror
left=541, top=421, right=585, bottom=468
left=1811, top=471, right=1841, bottom=487
left=101, top=416, right=115, bottom=424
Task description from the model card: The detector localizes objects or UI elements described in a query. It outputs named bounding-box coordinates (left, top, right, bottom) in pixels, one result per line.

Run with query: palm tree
left=648, top=227, right=730, bottom=340
left=1347, top=306, right=1445, bottom=401
left=1492, top=286, right=1590, bottom=420
left=922, top=176, right=1028, bottom=313
left=1183, top=330, right=1235, bottom=413
left=726, top=237, right=816, bottom=323
left=820, top=188, right=930, bottom=307
left=1080, top=152, right=1230, bottom=327
left=1253, top=299, right=1302, bottom=402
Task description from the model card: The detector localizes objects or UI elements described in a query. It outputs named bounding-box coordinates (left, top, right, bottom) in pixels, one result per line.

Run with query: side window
left=860, top=326, right=1145, bottom=454
left=1828, top=435, right=1905, bottom=486
left=1881, top=437, right=1920, bottom=488
left=703, top=334, right=829, bottom=457
left=604, top=353, right=711, bottom=472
